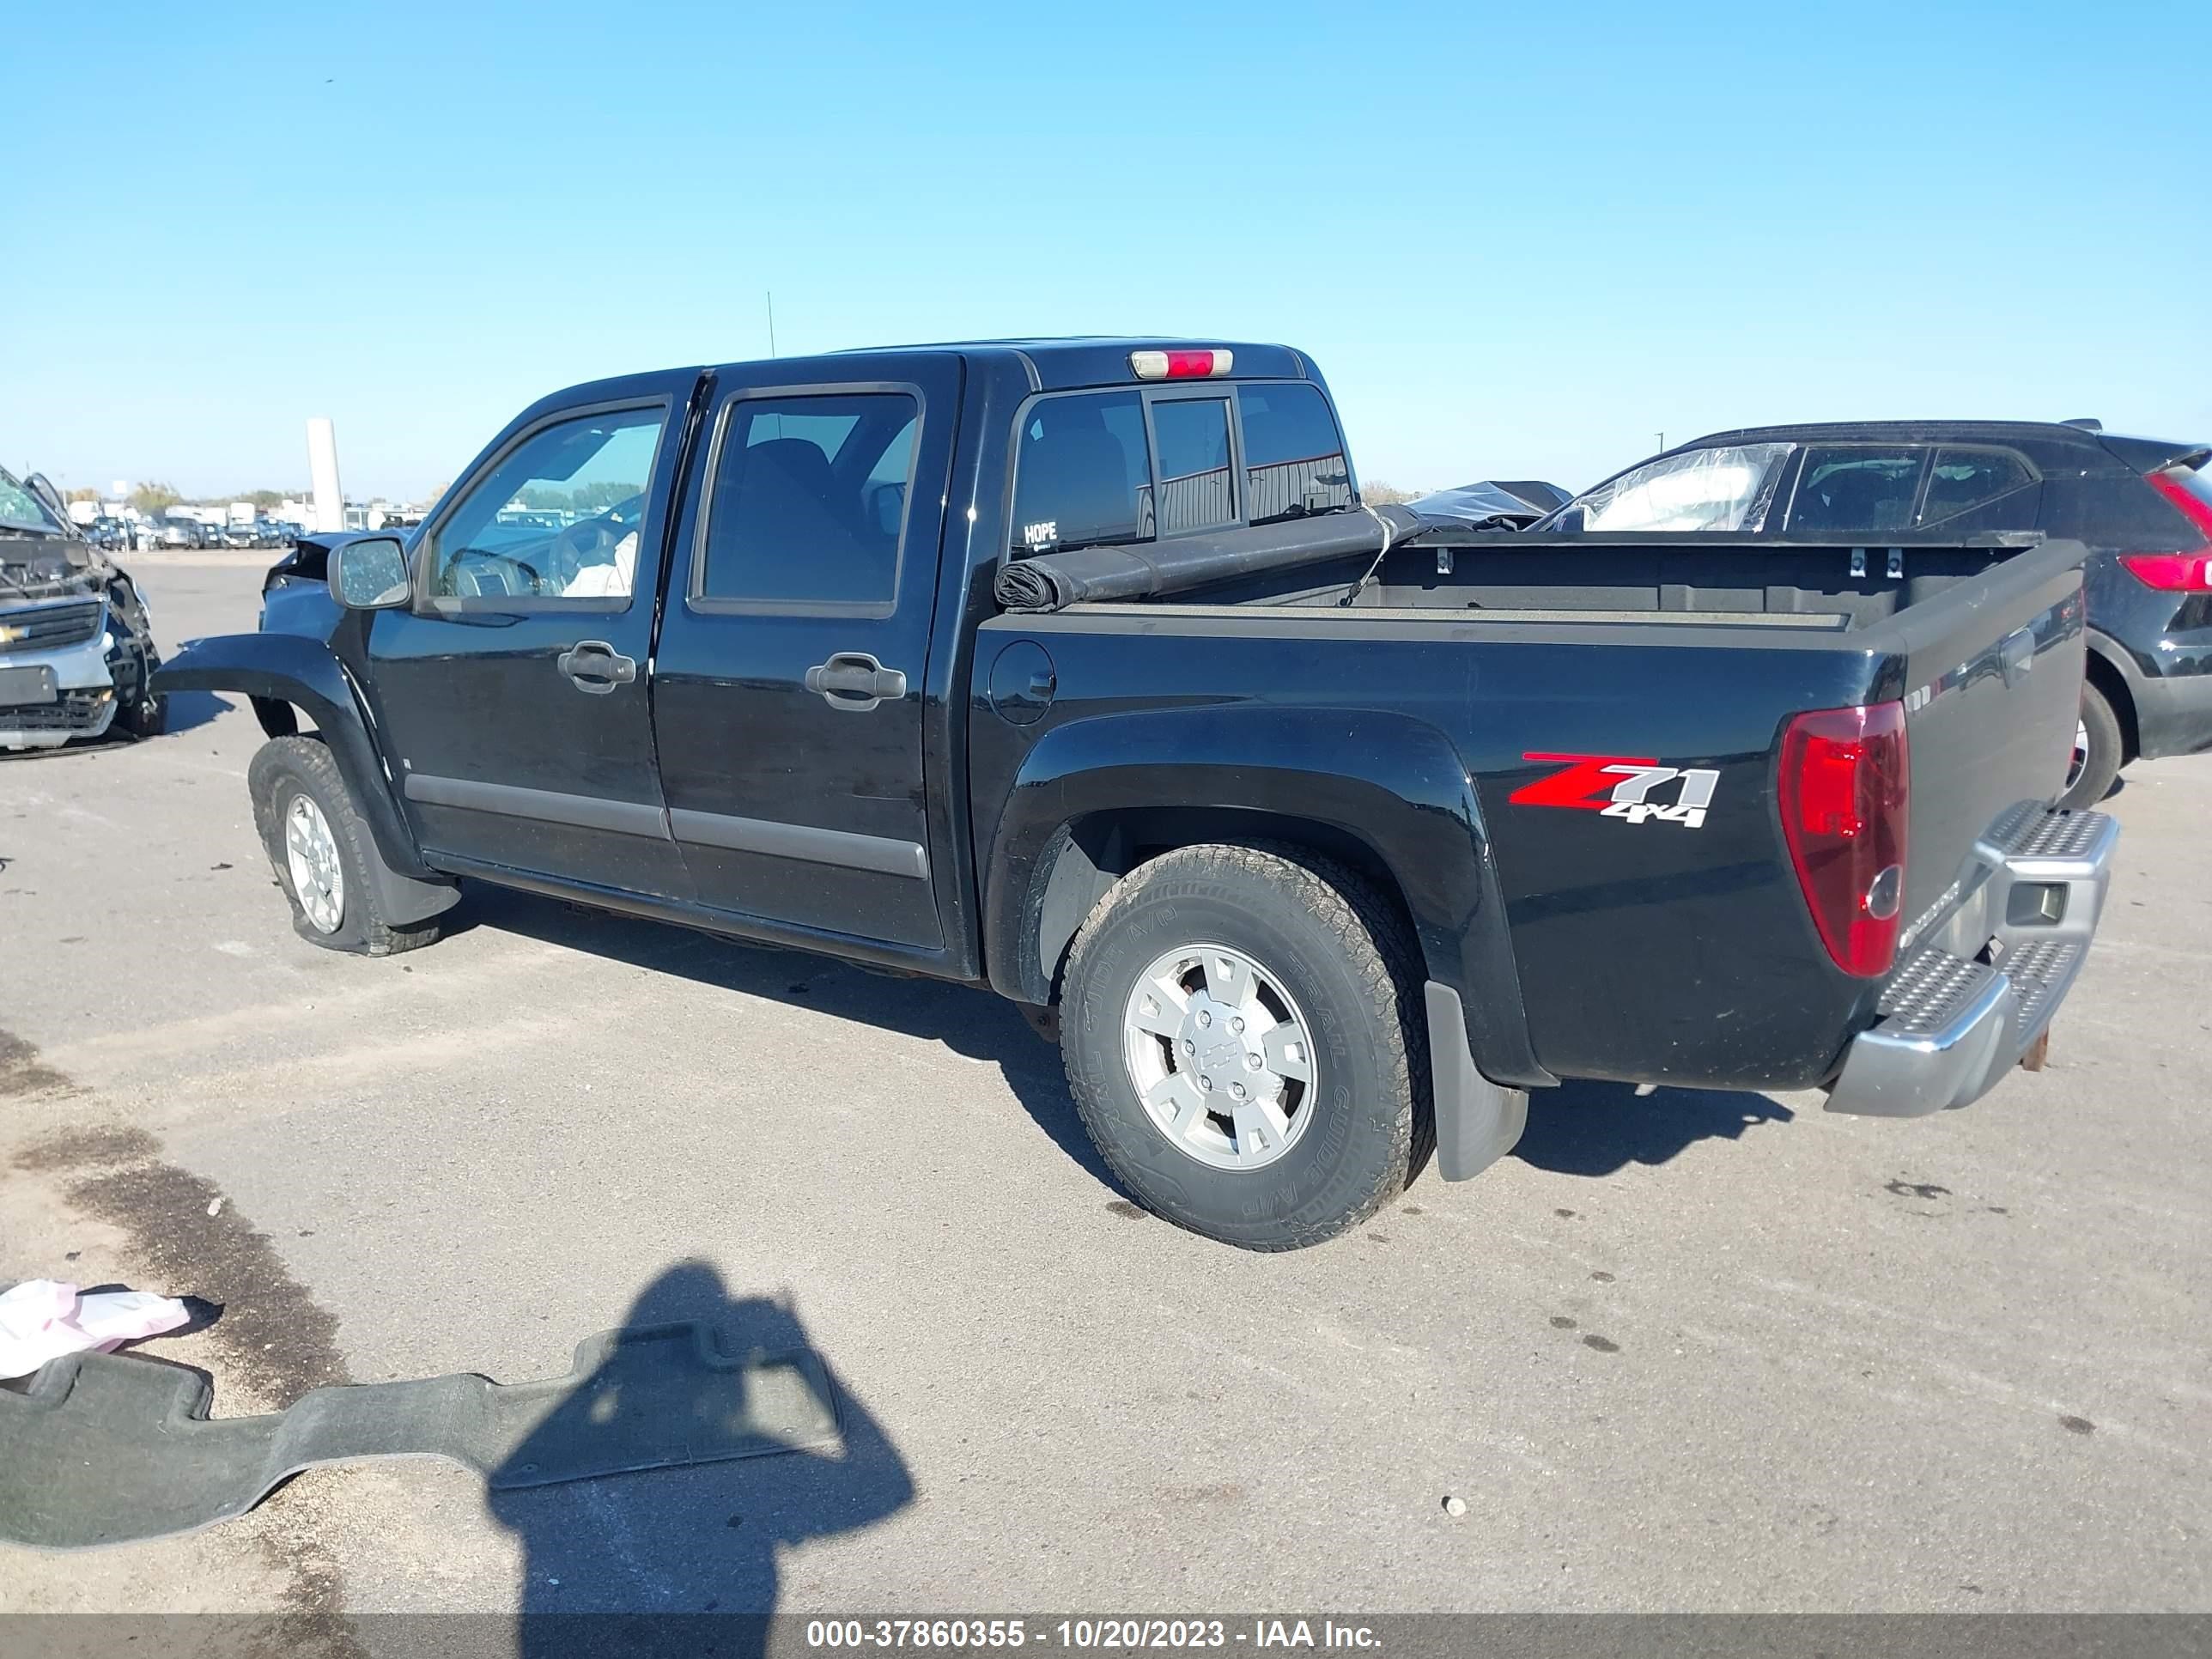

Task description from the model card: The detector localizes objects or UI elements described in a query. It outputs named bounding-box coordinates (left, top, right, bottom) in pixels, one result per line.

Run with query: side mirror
left=326, top=536, right=411, bottom=610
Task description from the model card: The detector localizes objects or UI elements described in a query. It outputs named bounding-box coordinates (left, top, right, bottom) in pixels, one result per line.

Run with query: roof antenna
left=766, top=291, right=777, bottom=358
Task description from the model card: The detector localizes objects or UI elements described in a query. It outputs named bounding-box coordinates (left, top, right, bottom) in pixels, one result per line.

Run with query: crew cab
left=157, top=340, right=2117, bottom=1249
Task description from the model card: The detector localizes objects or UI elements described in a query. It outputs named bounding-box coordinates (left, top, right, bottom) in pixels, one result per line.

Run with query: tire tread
left=247, top=736, right=441, bottom=957
left=1061, top=840, right=1432, bottom=1250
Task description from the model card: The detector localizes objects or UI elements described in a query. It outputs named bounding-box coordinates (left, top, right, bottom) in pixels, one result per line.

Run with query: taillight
left=2124, top=471, right=2212, bottom=591
left=1130, top=348, right=1234, bottom=380
left=2117, top=551, right=2212, bottom=592
left=1778, top=702, right=1910, bottom=977
left=2148, top=466, right=2212, bottom=536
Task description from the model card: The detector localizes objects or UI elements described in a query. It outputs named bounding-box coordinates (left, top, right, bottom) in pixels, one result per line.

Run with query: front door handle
left=805, top=652, right=907, bottom=712
left=557, top=640, right=637, bottom=695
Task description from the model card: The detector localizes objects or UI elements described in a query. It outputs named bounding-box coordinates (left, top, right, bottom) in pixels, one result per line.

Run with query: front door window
left=426, top=408, right=666, bottom=605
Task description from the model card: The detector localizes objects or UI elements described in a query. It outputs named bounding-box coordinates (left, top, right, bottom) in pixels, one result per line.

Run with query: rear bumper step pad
left=1826, top=806, right=2117, bottom=1118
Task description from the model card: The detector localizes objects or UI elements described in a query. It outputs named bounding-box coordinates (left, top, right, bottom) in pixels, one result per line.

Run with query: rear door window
left=1917, top=447, right=2037, bottom=528
left=696, top=391, right=919, bottom=611
left=1787, top=447, right=1927, bottom=535
left=1237, top=382, right=1352, bottom=523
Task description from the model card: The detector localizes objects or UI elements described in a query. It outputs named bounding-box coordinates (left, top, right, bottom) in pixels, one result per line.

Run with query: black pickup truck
left=159, top=338, right=2118, bottom=1250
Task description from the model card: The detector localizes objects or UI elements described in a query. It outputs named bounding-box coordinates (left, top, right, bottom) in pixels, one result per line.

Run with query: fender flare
left=981, top=704, right=1552, bottom=1089
left=153, top=632, right=434, bottom=882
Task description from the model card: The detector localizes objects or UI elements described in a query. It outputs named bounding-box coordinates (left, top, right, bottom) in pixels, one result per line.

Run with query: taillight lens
left=2124, top=471, right=2212, bottom=591
left=1778, top=702, right=1910, bottom=977
left=2147, top=466, right=2212, bottom=537
left=2116, top=551, right=2212, bottom=592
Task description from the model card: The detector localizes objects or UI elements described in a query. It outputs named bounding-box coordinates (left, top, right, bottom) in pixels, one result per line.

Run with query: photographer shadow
left=490, top=1261, right=912, bottom=1658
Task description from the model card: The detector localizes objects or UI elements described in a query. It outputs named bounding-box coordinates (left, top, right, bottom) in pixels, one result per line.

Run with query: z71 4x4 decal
left=1510, top=753, right=1721, bottom=829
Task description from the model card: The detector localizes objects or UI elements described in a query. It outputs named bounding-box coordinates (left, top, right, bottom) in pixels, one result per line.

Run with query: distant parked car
left=156, top=518, right=209, bottom=549
left=222, top=522, right=260, bottom=549
left=1534, top=422, right=2212, bottom=808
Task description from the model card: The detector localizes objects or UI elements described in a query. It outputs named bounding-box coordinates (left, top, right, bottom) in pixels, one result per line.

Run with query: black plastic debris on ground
left=0, top=1322, right=841, bottom=1550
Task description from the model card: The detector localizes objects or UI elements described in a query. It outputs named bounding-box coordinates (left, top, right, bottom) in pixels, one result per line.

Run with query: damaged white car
left=0, top=468, right=167, bottom=751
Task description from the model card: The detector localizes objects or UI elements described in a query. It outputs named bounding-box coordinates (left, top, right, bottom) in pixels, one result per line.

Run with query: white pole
left=307, top=417, right=344, bottom=532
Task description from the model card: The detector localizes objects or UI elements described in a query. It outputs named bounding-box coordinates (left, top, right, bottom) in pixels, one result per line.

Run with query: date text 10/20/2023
left=805, top=1619, right=1382, bottom=1650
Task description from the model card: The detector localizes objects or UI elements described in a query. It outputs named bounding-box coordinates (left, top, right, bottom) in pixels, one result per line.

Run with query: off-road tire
left=247, top=736, right=442, bottom=956
left=1060, top=842, right=1431, bottom=1251
left=2059, top=682, right=2123, bottom=811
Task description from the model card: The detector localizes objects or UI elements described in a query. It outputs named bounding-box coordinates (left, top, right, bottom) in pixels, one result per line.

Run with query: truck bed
left=978, top=530, right=2089, bottom=1091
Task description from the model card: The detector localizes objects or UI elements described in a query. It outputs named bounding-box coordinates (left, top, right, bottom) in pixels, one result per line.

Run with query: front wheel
left=116, top=688, right=167, bottom=739
left=247, top=737, right=443, bottom=956
left=1059, top=843, right=1431, bottom=1251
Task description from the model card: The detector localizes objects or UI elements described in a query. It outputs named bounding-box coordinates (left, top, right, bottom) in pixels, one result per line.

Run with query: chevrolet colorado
left=156, top=338, right=2117, bottom=1249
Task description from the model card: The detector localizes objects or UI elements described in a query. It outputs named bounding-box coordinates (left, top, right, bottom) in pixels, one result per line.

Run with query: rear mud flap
left=1425, top=981, right=1530, bottom=1180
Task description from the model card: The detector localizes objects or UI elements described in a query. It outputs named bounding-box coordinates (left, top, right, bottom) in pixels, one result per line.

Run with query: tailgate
left=1877, top=538, right=2089, bottom=936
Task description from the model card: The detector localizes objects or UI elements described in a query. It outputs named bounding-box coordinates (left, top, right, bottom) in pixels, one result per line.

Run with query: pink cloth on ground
left=0, top=1279, right=189, bottom=1379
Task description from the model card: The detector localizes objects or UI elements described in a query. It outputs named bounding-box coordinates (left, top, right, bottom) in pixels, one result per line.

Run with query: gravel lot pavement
left=2, top=556, right=2205, bottom=1628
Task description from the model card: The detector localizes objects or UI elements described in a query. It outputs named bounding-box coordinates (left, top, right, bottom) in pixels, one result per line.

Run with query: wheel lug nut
left=1230, top=1016, right=1244, bottom=1033
left=1196, top=1011, right=1212, bottom=1028
left=1182, top=1039, right=1196, bottom=1055
left=1245, top=1053, right=1262, bottom=1070
left=1199, top=1076, right=1213, bottom=1092
left=1231, top=1082, right=1248, bottom=1101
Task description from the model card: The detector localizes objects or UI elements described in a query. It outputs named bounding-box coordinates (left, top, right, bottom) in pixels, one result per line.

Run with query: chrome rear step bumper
left=1826, top=806, right=2118, bottom=1118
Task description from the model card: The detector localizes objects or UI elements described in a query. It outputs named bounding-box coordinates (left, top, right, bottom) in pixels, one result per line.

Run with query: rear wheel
left=1060, top=843, right=1430, bottom=1250
left=247, top=737, right=443, bottom=956
left=2060, top=683, right=2122, bottom=810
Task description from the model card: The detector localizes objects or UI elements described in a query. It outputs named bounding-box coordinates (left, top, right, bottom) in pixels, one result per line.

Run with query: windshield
left=0, top=469, right=68, bottom=535
left=1563, top=443, right=1792, bottom=533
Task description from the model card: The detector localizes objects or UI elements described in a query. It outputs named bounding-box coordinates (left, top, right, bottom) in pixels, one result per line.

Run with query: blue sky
left=8, top=1, right=2207, bottom=501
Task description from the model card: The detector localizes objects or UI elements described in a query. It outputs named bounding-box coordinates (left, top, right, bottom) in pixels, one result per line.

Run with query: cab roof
left=830, top=337, right=1316, bottom=392
left=531, top=338, right=1317, bottom=425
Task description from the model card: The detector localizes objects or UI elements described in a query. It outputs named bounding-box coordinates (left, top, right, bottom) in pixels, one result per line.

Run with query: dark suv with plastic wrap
left=1537, top=422, right=2212, bottom=807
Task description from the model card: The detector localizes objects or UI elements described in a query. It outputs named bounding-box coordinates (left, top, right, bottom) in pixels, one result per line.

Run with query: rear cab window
left=1238, top=383, right=1353, bottom=524
left=1011, top=380, right=1352, bottom=554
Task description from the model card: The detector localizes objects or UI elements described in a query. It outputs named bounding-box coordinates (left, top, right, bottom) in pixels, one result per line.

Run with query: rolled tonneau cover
left=995, top=504, right=1426, bottom=612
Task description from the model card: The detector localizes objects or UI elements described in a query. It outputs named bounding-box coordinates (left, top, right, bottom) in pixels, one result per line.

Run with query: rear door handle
left=1999, top=626, right=2035, bottom=684
left=805, top=652, right=907, bottom=712
left=556, top=640, right=637, bottom=695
